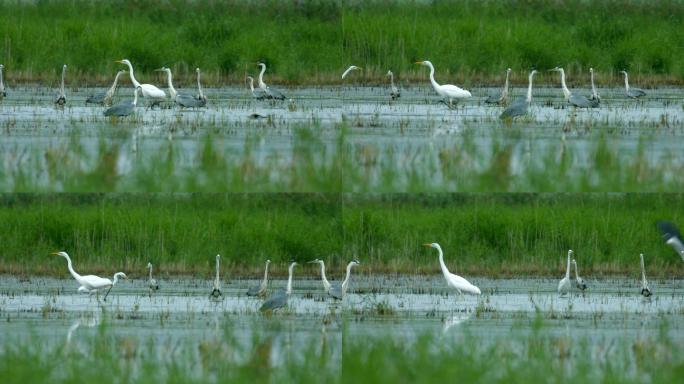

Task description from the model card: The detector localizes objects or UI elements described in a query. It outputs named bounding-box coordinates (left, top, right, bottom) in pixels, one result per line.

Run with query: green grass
left=0, top=193, right=682, bottom=277
left=0, top=0, right=683, bottom=85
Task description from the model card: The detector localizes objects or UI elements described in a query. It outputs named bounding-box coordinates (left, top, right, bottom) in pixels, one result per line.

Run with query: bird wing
left=266, top=87, right=285, bottom=100
left=141, top=84, right=166, bottom=98
left=447, top=273, right=479, bottom=294
left=81, top=275, right=112, bottom=289
left=440, top=84, right=471, bottom=98
left=328, top=284, right=343, bottom=299
left=569, top=94, right=592, bottom=108
left=500, top=99, right=526, bottom=119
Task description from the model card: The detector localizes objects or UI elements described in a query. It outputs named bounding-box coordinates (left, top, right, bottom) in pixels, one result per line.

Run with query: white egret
left=147, top=262, right=159, bottom=292
left=54, top=64, right=67, bottom=105
left=77, top=272, right=127, bottom=297
left=246, top=76, right=270, bottom=100
left=260, top=261, right=297, bottom=312
left=211, top=254, right=222, bottom=298
left=423, top=243, right=481, bottom=295
left=116, top=59, right=166, bottom=107
left=500, top=69, right=537, bottom=120
left=549, top=67, right=593, bottom=108
left=247, top=259, right=271, bottom=297
left=195, top=67, right=207, bottom=104
left=328, top=260, right=360, bottom=300
left=256, top=62, right=286, bottom=100
left=639, top=253, right=652, bottom=297
left=415, top=60, right=471, bottom=108
left=341, top=65, right=362, bottom=79
left=589, top=68, right=600, bottom=104
left=656, top=220, right=684, bottom=261
left=619, top=70, right=646, bottom=99
left=156, top=67, right=205, bottom=108
left=0, top=64, right=6, bottom=98
left=386, top=70, right=400, bottom=100
left=572, top=258, right=587, bottom=291
left=52, top=251, right=126, bottom=301
left=307, top=259, right=331, bottom=293
left=558, top=250, right=572, bottom=296
left=485, top=68, right=511, bottom=105
left=86, top=70, right=127, bottom=106
left=103, top=86, right=141, bottom=117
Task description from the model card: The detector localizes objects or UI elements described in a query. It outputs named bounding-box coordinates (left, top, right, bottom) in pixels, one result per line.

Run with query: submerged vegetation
left=0, top=1, right=683, bottom=85
left=0, top=193, right=682, bottom=276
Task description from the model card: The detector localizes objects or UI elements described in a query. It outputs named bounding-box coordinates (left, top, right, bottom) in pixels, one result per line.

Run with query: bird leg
left=103, top=285, right=113, bottom=301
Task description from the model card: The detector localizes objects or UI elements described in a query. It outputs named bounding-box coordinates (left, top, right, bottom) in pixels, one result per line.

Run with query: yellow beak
left=422, top=243, right=432, bottom=248
left=415, top=61, right=424, bottom=64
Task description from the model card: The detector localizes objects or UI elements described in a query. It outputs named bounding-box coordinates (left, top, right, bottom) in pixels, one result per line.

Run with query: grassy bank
left=0, top=1, right=683, bottom=86
left=0, top=193, right=682, bottom=277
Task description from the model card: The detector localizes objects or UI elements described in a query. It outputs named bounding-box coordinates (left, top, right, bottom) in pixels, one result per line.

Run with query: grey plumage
left=619, top=70, right=646, bottom=99
left=387, top=70, right=400, bottom=100
left=247, top=260, right=270, bottom=297
left=256, top=62, right=286, bottom=100
left=103, top=86, right=140, bottom=117
left=260, top=262, right=297, bottom=312
left=486, top=68, right=511, bottom=105
left=86, top=70, right=127, bottom=106
left=54, top=64, right=67, bottom=105
left=640, top=254, right=652, bottom=297
left=500, top=70, right=537, bottom=120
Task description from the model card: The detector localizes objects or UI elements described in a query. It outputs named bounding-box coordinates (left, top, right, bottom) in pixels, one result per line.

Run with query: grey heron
left=640, top=254, right=652, bottom=297
left=423, top=243, right=480, bottom=296
left=656, top=221, right=684, bottom=261
left=147, top=262, right=159, bottom=292
left=259, top=261, right=297, bottom=312
left=51, top=251, right=125, bottom=301
left=549, top=67, right=593, bottom=108
left=485, top=68, right=511, bottom=105
left=416, top=60, right=471, bottom=108
left=308, top=259, right=332, bottom=293
left=246, top=259, right=270, bottom=297
left=341, top=65, right=361, bottom=79
left=558, top=250, right=572, bottom=296
left=572, top=259, right=587, bottom=291
left=256, top=62, right=286, bottom=100
left=619, top=70, right=646, bottom=99
left=54, top=64, right=67, bottom=105
left=103, top=86, right=140, bottom=117
left=116, top=59, right=166, bottom=107
left=86, top=70, right=127, bottom=106
left=499, top=69, right=537, bottom=120
left=211, top=254, right=222, bottom=298
left=195, top=67, right=207, bottom=104
left=247, top=76, right=270, bottom=100
left=386, top=70, right=400, bottom=100
left=328, top=259, right=361, bottom=300
left=0, top=64, right=5, bottom=98
left=157, top=67, right=205, bottom=108
left=589, top=68, right=600, bottom=105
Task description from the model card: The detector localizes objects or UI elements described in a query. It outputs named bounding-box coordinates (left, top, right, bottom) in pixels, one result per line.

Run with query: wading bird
left=558, top=250, right=573, bottom=296
left=260, top=261, right=297, bottom=312
left=589, top=68, right=600, bottom=105
left=415, top=60, right=471, bottom=108
left=256, top=62, right=286, bottom=100
left=341, top=65, right=361, bottom=80
left=386, top=70, right=400, bottom=100
left=211, top=254, right=222, bottom=298
left=619, top=70, right=646, bottom=99
left=116, top=59, right=166, bottom=107
left=329, top=260, right=361, bottom=300
left=54, top=64, right=67, bottom=106
left=549, top=67, right=593, bottom=108
left=500, top=69, right=537, bottom=120
left=639, top=253, right=652, bottom=297
left=247, top=259, right=271, bottom=297
left=0, top=64, right=6, bottom=98
left=485, top=68, right=511, bottom=105
left=572, top=259, right=587, bottom=291
left=77, top=272, right=127, bottom=297
left=157, top=67, right=205, bottom=108
left=52, top=251, right=125, bottom=301
left=103, top=86, right=140, bottom=117
left=147, top=262, right=159, bottom=292
left=247, top=76, right=270, bottom=100
left=195, top=67, right=207, bottom=104
left=308, top=259, right=332, bottom=293
left=656, top=221, right=684, bottom=261
left=86, top=70, right=127, bottom=106
left=423, top=243, right=481, bottom=296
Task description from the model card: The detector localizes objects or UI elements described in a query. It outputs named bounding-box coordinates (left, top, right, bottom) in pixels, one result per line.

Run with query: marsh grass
left=0, top=193, right=682, bottom=277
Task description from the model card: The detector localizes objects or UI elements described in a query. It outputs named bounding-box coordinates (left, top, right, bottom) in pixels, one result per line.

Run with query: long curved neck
left=197, top=71, right=204, bottom=98
left=258, top=66, right=267, bottom=89
left=148, top=265, right=153, bottom=280
left=341, top=262, right=354, bottom=292
left=590, top=71, right=597, bottom=97
left=526, top=73, right=535, bottom=103
left=640, top=255, right=647, bottom=284
left=0, top=67, right=4, bottom=90
left=61, top=254, right=81, bottom=281
left=559, top=70, right=570, bottom=100
left=286, top=264, right=295, bottom=295
left=319, top=262, right=331, bottom=289
left=427, top=64, right=440, bottom=92
left=436, top=247, right=450, bottom=279
left=573, top=261, right=579, bottom=279
left=248, top=78, right=255, bottom=93
left=112, top=273, right=121, bottom=285
left=60, top=67, right=66, bottom=95
left=132, top=89, right=139, bottom=106
left=503, top=71, right=510, bottom=95
left=623, top=73, right=629, bottom=91
left=389, top=72, right=395, bottom=87
left=125, top=62, right=141, bottom=88
left=565, top=253, right=571, bottom=279
left=261, top=262, right=270, bottom=287
left=215, top=257, right=220, bottom=284
left=165, top=70, right=177, bottom=98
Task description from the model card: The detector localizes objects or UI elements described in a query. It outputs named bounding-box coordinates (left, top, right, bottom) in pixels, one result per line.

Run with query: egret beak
left=115, top=60, right=124, bottom=64
left=422, top=243, right=433, bottom=248
left=415, top=61, right=424, bottom=65
left=50, top=252, right=60, bottom=256
left=306, top=260, right=318, bottom=264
